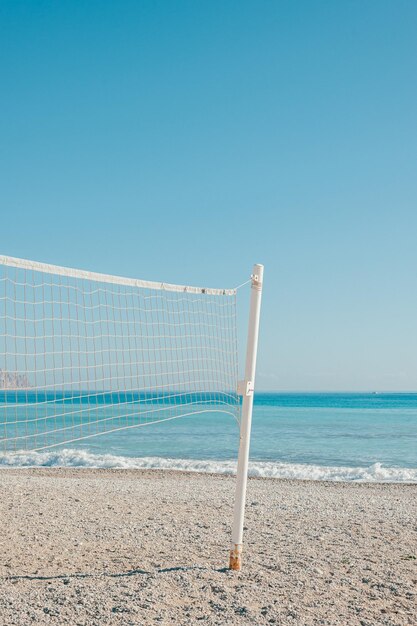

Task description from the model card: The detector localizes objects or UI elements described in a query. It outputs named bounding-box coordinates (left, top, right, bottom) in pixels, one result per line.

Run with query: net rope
left=0, top=257, right=239, bottom=451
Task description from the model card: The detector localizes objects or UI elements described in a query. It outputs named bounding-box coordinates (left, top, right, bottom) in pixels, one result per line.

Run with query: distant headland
left=0, top=369, right=31, bottom=390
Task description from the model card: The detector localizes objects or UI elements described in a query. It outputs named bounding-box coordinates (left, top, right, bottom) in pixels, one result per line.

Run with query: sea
left=1, top=393, right=416, bottom=482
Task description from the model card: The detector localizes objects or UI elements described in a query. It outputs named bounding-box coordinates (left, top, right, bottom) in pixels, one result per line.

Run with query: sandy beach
left=0, top=469, right=415, bottom=625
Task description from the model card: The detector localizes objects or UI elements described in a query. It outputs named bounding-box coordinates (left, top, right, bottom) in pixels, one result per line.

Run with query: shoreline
left=1, top=458, right=416, bottom=484
left=1, top=465, right=417, bottom=485
left=0, top=469, right=416, bottom=625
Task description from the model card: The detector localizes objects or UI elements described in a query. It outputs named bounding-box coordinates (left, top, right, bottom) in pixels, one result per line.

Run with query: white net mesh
left=0, top=256, right=239, bottom=451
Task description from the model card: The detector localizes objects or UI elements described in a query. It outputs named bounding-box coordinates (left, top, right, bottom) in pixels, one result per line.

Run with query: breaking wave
left=0, top=449, right=416, bottom=482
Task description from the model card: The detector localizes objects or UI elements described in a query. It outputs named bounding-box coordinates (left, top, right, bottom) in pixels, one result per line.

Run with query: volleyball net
left=0, top=255, right=239, bottom=451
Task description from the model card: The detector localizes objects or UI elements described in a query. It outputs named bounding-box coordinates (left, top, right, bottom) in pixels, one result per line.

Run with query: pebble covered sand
left=0, top=469, right=415, bottom=625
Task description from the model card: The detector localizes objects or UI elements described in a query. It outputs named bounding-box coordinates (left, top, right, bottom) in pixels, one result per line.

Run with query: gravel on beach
left=0, top=468, right=415, bottom=625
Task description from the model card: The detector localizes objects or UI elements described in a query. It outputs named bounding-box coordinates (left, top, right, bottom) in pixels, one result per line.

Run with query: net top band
left=0, top=255, right=236, bottom=296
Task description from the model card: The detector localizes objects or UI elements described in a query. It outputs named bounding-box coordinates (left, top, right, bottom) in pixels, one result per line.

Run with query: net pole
left=229, top=263, right=264, bottom=570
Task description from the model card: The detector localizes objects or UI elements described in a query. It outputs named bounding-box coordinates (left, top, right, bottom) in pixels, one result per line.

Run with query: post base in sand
left=229, top=544, right=242, bottom=570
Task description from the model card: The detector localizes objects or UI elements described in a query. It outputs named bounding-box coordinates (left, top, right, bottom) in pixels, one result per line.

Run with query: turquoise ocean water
left=1, top=393, right=416, bottom=482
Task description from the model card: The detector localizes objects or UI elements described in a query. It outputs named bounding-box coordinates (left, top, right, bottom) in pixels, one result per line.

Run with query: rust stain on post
left=229, top=544, right=242, bottom=570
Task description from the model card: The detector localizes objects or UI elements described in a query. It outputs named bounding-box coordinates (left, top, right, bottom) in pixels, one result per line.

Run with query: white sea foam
left=0, top=449, right=416, bottom=482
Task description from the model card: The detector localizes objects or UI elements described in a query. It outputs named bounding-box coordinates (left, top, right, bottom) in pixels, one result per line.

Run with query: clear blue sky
left=1, top=1, right=416, bottom=391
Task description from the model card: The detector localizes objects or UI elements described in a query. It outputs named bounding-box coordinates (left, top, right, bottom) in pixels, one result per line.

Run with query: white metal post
left=229, top=263, right=264, bottom=570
